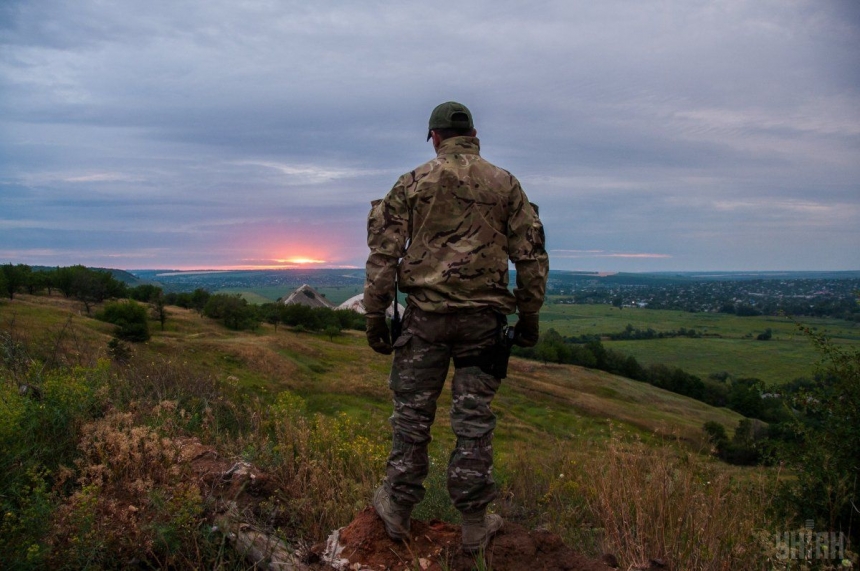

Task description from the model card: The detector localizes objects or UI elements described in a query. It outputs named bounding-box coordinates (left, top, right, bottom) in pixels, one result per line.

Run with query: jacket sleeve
left=364, top=179, right=410, bottom=316
left=507, top=181, right=548, bottom=314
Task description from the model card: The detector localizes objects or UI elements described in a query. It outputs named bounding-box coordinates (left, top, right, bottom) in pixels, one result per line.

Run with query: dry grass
left=500, top=431, right=778, bottom=570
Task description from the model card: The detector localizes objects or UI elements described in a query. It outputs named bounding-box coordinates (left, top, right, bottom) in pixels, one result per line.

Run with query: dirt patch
left=307, top=507, right=615, bottom=571
left=165, top=441, right=639, bottom=570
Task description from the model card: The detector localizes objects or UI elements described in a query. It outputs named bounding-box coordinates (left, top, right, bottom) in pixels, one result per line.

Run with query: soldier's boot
left=372, top=486, right=412, bottom=541
left=461, top=511, right=503, bottom=554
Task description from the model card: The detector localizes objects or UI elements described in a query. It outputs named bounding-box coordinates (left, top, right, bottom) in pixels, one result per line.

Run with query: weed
left=260, top=390, right=388, bottom=537
left=580, top=433, right=776, bottom=570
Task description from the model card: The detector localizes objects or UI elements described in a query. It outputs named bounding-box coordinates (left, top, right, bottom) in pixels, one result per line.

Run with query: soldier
left=364, top=101, right=548, bottom=553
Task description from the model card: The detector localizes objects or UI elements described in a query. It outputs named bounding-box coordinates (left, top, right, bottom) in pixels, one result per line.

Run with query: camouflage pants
left=383, top=306, right=504, bottom=514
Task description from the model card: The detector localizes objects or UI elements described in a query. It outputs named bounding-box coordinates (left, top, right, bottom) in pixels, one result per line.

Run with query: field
left=542, top=301, right=860, bottom=386
left=204, top=289, right=860, bottom=386
left=217, top=285, right=364, bottom=306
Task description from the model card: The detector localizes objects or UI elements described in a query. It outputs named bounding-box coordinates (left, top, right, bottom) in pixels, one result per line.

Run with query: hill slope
left=1, top=293, right=744, bottom=447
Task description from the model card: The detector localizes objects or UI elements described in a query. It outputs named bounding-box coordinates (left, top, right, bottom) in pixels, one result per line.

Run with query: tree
left=129, top=284, right=163, bottom=303
left=263, top=304, right=282, bottom=330
left=703, top=421, right=728, bottom=448
left=204, top=294, right=259, bottom=330
left=97, top=300, right=151, bottom=342
left=779, top=327, right=860, bottom=545
left=191, top=288, right=210, bottom=315
left=25, top=269, right=49, bottom=295
left=728, top=378, right=764, bottom=419
left=48, top=265, right=125, bottom=313
left=0, top=264, right=28, bottom=299
left=151, top=293, right=168, bottom=331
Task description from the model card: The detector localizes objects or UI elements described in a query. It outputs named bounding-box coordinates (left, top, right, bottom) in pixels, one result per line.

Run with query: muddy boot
left=372, top=486, right=412, bottom=541
left=461, top=511, right=503, bottom=553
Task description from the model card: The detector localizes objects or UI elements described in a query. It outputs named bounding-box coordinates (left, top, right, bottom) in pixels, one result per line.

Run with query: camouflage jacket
left=365, top=136, right=548, bottom=316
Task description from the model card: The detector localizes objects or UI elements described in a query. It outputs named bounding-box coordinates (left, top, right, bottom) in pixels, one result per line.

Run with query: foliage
left=0, top=263, right=30, bottom=299
left=204, top=293, right=260, bottom=330
left=605, top=323, right=703, bottom=340
left=165, top=288, right=211, bottom=315
left=3, top=292, right=832, bottom=569
left=259, top=391, right=388, bottom=538
left=96, top=300, right=151, bottom=342
left=704, top=419, right=768, bottom=466
left=128, top=283, right=163, bottom=303
left=53, top=265, right=127, bottom=313
left=777, top=326, right=860, bottom=547
left=0, top=327, right=253, bottom=569
left=253, top=302, right=364, bottom=334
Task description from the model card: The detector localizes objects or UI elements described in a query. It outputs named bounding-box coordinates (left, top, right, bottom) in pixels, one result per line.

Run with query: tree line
left=512, top=328, right=790, bottom=424
left=1, top=264, right=365, bottom=343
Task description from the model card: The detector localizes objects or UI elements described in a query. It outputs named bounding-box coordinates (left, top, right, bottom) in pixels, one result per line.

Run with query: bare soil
left=306, top=507, right=617, bottom=571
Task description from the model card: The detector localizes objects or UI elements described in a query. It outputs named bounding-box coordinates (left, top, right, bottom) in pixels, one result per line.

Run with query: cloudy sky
left=1, top=0, right=858, bottom=272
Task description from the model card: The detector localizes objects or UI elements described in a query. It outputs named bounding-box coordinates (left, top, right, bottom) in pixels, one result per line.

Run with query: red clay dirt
left=307, top=507, right=615, bottom=571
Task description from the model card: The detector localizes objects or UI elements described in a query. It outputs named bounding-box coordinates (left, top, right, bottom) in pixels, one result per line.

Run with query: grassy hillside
left=0, top=294, right=784, bottom=570
left=1, top=294, right=744, bottom=447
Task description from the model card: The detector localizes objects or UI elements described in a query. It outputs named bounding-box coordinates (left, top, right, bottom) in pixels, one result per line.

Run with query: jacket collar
left=435, top=136, right=481, bottom=157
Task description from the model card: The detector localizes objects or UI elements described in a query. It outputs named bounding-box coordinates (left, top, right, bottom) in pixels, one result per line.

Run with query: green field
left=542, top=301, right=860, bottom=386
left=209, top=286, right=859, bottom=387
left=217, top=285, right=363, bottom=305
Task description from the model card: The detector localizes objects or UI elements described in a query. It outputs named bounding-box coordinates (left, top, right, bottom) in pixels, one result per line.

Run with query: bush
left=777, top=326, right=860, bottom=547
left=204, top=294, right=259, bottom=330
left=97, top=300, right=151, bottom=342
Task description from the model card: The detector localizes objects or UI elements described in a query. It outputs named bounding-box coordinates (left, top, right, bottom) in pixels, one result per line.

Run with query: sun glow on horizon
left=276, top=257, right=326, bottom=265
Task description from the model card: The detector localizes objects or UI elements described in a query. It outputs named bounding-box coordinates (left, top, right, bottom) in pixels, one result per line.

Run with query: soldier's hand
left=366, top=314, right=393, bottom=354
left=513, top=312, right=540, bottom=347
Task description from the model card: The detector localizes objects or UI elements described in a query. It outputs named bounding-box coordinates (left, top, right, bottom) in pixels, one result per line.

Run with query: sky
left=1, top=0, right=858, bottom=272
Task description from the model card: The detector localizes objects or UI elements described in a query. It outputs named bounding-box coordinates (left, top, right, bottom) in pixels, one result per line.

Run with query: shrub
left=204, top=293, right=259, bottom=330
left=260, top=391, right=388, bottom=538
left=777, top=326, right=860, bottom=547
left=97, top=300, right=151, bottom=342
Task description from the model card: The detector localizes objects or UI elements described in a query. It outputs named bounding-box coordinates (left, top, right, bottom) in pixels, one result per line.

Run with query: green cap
left=427, top=101, right=474, bottom=141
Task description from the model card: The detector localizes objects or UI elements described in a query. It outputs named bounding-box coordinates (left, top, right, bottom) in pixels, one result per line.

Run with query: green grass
left=542, top=302, right=860, bottom=386
left=0, top=295, right=761, bottom=449
left=216, top=285, right=363, bottom=305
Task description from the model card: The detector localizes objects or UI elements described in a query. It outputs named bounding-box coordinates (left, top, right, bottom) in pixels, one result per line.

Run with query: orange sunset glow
left=279, top=257, right=326, bottom=265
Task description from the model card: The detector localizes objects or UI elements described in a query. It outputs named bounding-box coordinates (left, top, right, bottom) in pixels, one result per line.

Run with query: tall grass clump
left=583, top=435, right=775, bottom=570
left=500, top=431, right=779, bottom=570
left=259, top=390, right=388, bottom=538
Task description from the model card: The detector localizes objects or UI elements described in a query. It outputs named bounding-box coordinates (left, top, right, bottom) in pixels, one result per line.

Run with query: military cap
left=427, top=101, right=474, bottom=141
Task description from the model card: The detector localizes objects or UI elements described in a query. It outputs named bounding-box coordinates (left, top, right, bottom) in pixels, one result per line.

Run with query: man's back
left=366, top=135, right=546, bottom=315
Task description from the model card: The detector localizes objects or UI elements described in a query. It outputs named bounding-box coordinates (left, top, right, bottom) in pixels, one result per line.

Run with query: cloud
left=0, top=0, right=858, bottom=271
left=232, top=160, right=389, bottom=185
left=551, top=250, right=673, bottom=260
